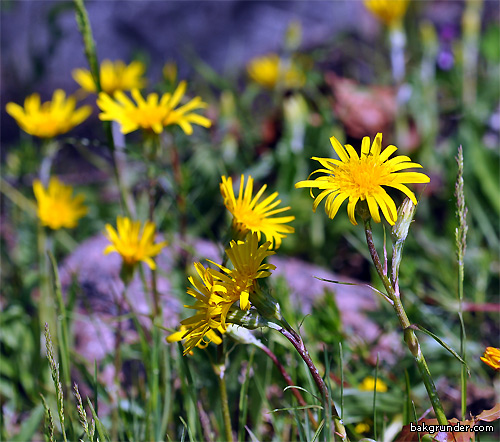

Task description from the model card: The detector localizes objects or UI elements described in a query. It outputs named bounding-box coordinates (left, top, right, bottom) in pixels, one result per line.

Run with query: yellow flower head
left=166, top=325, right=223, bottom=356
left=359, top=376, right=388, bottom=392
left=33, top=177, right=87, bottom=230
left=480, top=347, right=500, bottom=371
left=220, top=175, right=295, bottom=249
left=72, top=59, right=147, bottom=95
left=97, top=81, right=211, bottom=135
left=6, top=90, right=91, bottom=139
left=295, top=133, right=430, bottom=226
left=103, top=216, right=167, bottom=270
left=364, top=0, right=410, bottom=27
left=209, top=233, right=276, bottom=312
left=168, top=262, right=228, bottom=355
left=247, top=54, right=305, bottom=89
left=354, top=422, right=371, bottom=434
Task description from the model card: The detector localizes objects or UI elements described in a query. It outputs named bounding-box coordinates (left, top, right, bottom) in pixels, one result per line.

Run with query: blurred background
left=1, top=1, right=499, bottom=441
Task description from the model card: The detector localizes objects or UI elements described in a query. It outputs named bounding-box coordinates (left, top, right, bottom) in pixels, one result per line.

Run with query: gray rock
left=60, top=233, right=382, bottom=369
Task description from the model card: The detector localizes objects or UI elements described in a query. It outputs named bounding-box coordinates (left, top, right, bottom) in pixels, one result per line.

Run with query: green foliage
left=1, top=1, right=499, bottom=441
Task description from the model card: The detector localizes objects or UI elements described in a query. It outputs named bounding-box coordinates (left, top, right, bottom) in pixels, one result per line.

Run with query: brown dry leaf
left=476, top=403, right=500, bottom=422
left=325, top=72, right=396, bottom=139
left=396, top=418, right=476, bottom=442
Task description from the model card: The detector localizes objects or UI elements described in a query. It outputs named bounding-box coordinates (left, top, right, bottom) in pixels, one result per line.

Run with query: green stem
left=259, top=343, right=318, bottom=428
left=38, top=225, right=55, bottom=346
left=462, top=0, right=483, bottom=107
left=40, top=139, right=59, bottom=185
left=456, top=145, right=468, bottom=420
left=279, top=328, right=349, bottom=441
left=47, top=253, right=74, bottom=442
left=363, top=218, right=448, bottom=425
left=215, top=345, right=233, bottom=442
left=147, top=135, right=161, bottom=317
left=73, top=0, right=132, bottom=217
left=111, top=288, right=124, bottom=441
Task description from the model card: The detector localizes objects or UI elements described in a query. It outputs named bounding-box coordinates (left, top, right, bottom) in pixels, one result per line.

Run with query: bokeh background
left=1, top=1, right=499, bottom=441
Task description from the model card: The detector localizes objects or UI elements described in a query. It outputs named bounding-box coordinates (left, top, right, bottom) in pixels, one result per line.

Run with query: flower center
left=128, top=106, right=167, bottom=129
left=333, top=156, right=391, bottom=199
left=232, top=203, right=264, bottom=232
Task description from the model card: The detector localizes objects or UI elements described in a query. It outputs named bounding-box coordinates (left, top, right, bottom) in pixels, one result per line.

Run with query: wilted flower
left=220, top=175, right=295, bottom=249
left=103, top=217, right=166, bottom=270
left=295, top=133, right=429, bottom=225
left=6, top=90, right=91, bottom=138
left=72, top=59, right=146, bottom=95
left=97, top=81, right=211, bottom=135
left=33, top=177, right=88, bottom=230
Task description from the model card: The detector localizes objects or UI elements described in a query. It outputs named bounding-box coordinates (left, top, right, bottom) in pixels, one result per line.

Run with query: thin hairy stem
left=364, top=218, right=448, bottom=425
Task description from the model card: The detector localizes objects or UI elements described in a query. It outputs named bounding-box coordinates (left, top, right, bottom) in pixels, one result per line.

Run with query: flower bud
left=391, top=197, right=416, bottom=245
left=226, top=306, right=274, bottom=330
left=250, top=285, right=284, bottom=325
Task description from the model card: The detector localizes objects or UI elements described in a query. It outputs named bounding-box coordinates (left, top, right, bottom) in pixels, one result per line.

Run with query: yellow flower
left=6, top=90, right=91, bottom=138
left=359, top=376, right=388, bottom=392
left=480, top=347, right=500, bottom=371
left=354, top=422, right=371, bottom=434
left=166, top=325, right=223, bottom=356
left=33, top=177, right=87, bottom=230
left=72, top=59, right=146, bottom=95
left=295, top=133, right=430, bottom=226
left=220, top=175, right=295, bottom=249
left=168, top=262, right=228, bottom=355
left=247, top=54, right=305, bottom=89
left=209, top=233, right=276, bottom=312
left=103, top=216, right=167, bottom=270
left=364, top=0, right=410, bottom=27
left=97, top=81, right=211, bottom=135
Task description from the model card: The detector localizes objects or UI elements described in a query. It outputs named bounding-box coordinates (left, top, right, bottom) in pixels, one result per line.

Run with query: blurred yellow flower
left=364, top=0, right=410, bottom=27
left=359, top=376, right=388, bottom=392
left=97, top=81, right=211, bottom=135
left=295, top=133, right=429, bottom=226
left=6, top=90, right=91, bottom=138
left=103, top=216, right=167, bottom=270
left=480, top=347, right=500, bottom=371
left=354, top=422, right=370, bottom=434
left=168, top=262, right=228, bottom=355
left=220, top=175, right=295, bottom=249
left=247, top=54, right=305, bottom=89
left=73, top=59, right=146, bottom=95
left=209, top=233, right=276, bottom=312
left=33, top=177, right=87, bottom=230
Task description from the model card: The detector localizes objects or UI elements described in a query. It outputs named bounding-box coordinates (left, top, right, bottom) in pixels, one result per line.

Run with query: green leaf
left=410, top=324, right=470, bottom=374
left=87, top=398, right=110, bottom=442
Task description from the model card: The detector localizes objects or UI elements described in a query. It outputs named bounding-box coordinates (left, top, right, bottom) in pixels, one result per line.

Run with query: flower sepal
left=225, top=305, right=280, bottom=331
left=355, top=199, right=371, bottom=223
left=249, top=284, right=287, bottom=328
left=119, top=261, right=136, bottom=286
